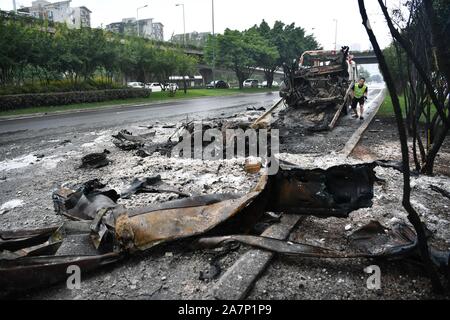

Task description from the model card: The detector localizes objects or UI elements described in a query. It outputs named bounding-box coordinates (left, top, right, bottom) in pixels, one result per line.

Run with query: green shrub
left=0, top=80, right=126, bottom=95
left=0, top=89, right=151, bottom=111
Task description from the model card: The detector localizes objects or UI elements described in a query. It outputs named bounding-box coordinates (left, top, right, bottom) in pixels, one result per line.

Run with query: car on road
left=206, top=80, right=230, bottom=89
left=127, top=82, right=145, bottom=89
left=243, top=79, right=259, bottom=88
left=166, top=83, right=179, bottom=91
left=145, top=83, right=163, bottom=92
left=260, top=80, right=280, bottom=88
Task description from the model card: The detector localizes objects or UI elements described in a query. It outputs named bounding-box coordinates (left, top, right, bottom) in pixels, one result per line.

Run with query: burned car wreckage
left=1, top=47, right=449, bottom=297
left=279, top=47, right=355, bottom=132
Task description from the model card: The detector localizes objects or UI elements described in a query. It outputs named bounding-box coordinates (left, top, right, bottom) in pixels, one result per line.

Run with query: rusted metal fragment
left=206, top=214, right=303, bottom=300
left=0, top=253, right=121, bottom=297
left=101, top=162, right=379, bottom=251
left=114, top=175, right=268, bottom=251
left=0, top=222, right=96, bottom=260
left=198, top=235, right=345, bottom=258
left=349, top=222, right=450, bottom=268
left=112, top=130, right=155, bottom=151
left=127, top=194, right=243, bottom=217
left=0, top=226, right=59, bottom=252
left=53, top=180, right=120, bottom=221
left=11, top=240, right=63, bottom=258
left=120, top=176, right=189, bottom=199
left=197, top=223, right=450, bottom=274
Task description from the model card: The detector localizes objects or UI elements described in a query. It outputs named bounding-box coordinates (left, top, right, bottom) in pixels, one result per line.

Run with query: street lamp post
left=136, top=4, right=148, bottom=37
left=333, top=19, right=338, bottom=50
left=211, top=0, right=215, bottom=83
left=175, top=3, right=186, bottom=47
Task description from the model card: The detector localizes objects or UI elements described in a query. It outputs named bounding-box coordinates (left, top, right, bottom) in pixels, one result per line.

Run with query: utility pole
left=211, top=0, right=216, bottom=83
left=175, top=3, right=186, bottom=47
left=136, top=4, right=148, bottom=37
left=333, top=19, right=338, bottom=50
left=13, top=0, right=17, bottom=12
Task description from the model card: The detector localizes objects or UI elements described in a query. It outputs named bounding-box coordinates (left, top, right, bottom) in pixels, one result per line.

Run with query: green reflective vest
left=354, top=83, right=367, bottom=99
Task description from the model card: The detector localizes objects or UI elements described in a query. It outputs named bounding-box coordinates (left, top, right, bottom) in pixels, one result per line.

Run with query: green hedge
left=0, top=80, right=126, bottom=95
left=0, top=89, right=151, bottom=111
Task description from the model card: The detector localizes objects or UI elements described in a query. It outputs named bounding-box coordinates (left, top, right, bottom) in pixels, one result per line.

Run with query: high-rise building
left=106, top=18, right=164, bottom=41
left=18, top=0, right=91, bottom=28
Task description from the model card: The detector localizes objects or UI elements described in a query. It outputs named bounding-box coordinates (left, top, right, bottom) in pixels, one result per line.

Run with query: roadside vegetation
left=379, top=94, right=448, bottom=122
left=205, top=20, right=320, bottom=89
left=0, top=12, right=197, bottom=93
left=0, top=12, right=320, bottom=110
left=379, top=0, right=449, bottom=175
left=0, top=88, right=276, bottom=117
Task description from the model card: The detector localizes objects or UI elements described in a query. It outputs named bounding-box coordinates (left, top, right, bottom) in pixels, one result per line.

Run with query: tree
left=177, top=54, right=198, bottom=94
left=358, top=0, right=445, bottom=293
left=153, top=49, right=180, bottom=90
left=205, top=29, right=258, bottom=89
left=248, top=20, right=320, bottom=87
left=246, top=24, right=279, bottom=87
left=379, top=0, right=449, bottom=175
left=358, top=66, right=371, bottom=80
left=383, top=42, right=407, bottom=91
left=0, top=13, right=198, bottom=94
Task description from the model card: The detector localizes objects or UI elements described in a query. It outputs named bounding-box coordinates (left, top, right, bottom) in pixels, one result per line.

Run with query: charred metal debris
left=278, top=47, right=353, bottom=134
left=1, top=159, right=449, bottom=296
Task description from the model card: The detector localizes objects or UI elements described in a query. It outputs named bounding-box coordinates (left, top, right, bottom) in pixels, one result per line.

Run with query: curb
left=341, top=88, right=387, bottom=157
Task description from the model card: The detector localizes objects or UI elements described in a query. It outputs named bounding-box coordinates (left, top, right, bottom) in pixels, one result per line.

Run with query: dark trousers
left=351, top=97, right=365, bottom=109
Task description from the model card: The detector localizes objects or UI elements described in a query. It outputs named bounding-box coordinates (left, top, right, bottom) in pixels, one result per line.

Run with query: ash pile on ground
left=0, top=107, right=267, bottom=230
left=1, top=105, right=450, bottom=300
left=249, top=122, right=450, bottom=300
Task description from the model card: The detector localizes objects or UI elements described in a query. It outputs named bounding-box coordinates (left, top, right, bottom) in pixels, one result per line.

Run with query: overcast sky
left=2, top=0, right=398, bottom=51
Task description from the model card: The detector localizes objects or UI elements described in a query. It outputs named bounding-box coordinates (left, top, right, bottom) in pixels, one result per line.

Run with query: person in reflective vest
left=351, top=77, right=368, bottom=120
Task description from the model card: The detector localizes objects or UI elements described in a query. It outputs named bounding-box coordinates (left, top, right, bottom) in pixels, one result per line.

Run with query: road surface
left=0, top=92, right=279, bottom=136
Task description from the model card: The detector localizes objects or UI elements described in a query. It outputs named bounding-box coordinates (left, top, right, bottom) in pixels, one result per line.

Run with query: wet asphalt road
left=0, top=93, right=279, bottom=136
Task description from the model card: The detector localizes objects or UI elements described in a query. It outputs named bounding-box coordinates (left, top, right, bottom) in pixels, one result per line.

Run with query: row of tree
left=204, top=20, right=320, bottom=89
left=0, top=12, right=197, bottom=90
left=1, top=13, right=320, bottom=92
left=382, top=0, right=449, bottom=175
left=358, top=0, right=449, bottom=292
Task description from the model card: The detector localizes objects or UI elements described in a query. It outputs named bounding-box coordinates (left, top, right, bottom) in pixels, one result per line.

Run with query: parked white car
left=127, top=82, right=145, bottom=89
left=243, top=79, right=259, bottom=88
left=166, top=83, right=179, bottom=91
left=145, top=83, right=163, bottom=92
left=260, top=80, right=280, bottom=88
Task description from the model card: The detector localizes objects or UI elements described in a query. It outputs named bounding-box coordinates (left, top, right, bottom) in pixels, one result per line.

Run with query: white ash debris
left=347, top=166, right=450, bottom=247
left=277, top=152, right=360, bottom=169
left=0, top=199, right=25, bottom=215
left=0, top=154, right=38, bottom=172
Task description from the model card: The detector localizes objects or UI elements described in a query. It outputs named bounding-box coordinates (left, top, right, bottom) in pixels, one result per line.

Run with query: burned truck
left=278, top=47, right=358, bottom=133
